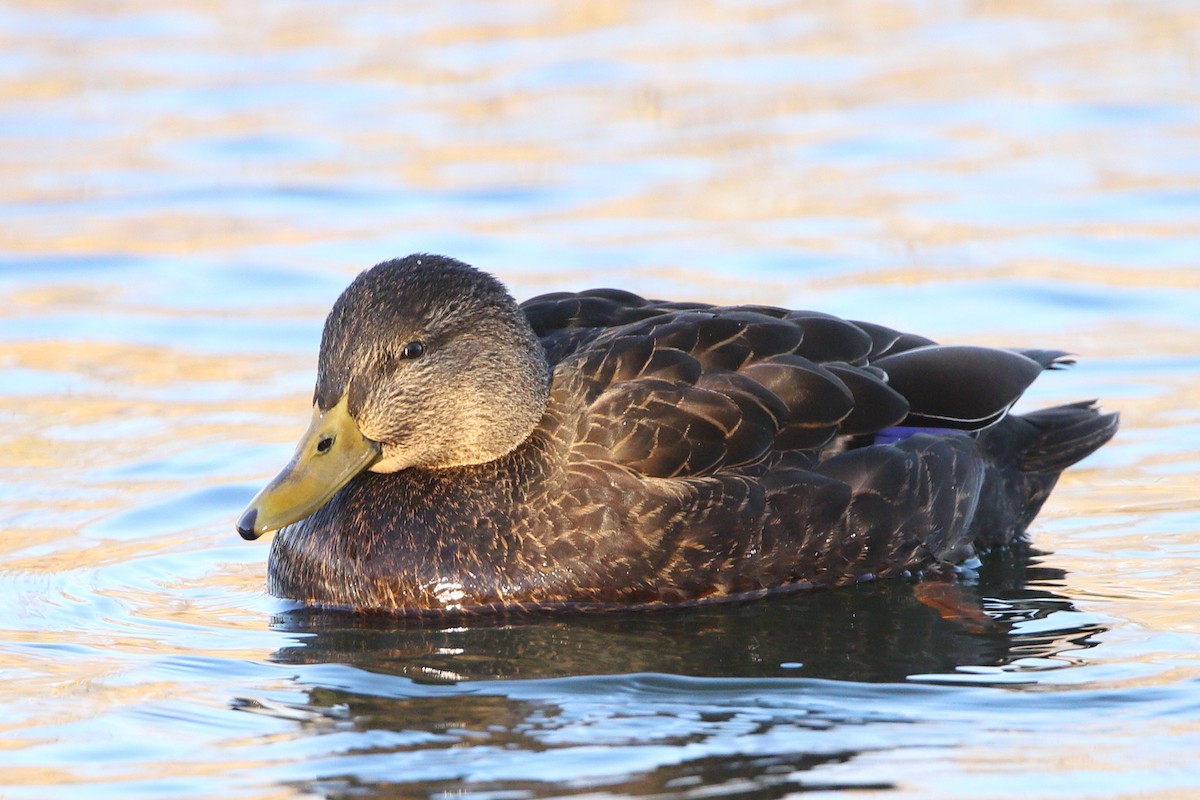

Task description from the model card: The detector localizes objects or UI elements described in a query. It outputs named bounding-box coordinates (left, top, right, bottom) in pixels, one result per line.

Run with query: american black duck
left=237, top=255, right=1118, bottom=614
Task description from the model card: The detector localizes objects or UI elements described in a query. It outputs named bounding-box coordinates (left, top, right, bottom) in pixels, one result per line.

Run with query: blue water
left=2, top=2, right=1199, bottom=798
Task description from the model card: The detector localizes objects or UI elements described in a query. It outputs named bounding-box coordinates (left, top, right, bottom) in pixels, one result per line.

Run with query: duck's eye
left=400, top=341, right=426, bottom=360
left=316, top=436, right=334, bottom=454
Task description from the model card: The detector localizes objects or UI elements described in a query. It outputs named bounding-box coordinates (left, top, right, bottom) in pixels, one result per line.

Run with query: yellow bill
left=237, top=396, right=380, bottom=540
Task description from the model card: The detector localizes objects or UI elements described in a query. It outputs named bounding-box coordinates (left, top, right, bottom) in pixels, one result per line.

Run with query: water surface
left=2, top=2, right=1199, bottom=798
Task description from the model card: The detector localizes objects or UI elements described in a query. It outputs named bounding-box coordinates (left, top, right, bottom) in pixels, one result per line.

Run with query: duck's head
left=237, top=255, right=551, bottom=540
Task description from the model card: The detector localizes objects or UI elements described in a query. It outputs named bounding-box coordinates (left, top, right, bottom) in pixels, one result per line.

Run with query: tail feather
left=968, top=400, right=1118, bottom=552
left=1016, top=400, right=1119, bottom=473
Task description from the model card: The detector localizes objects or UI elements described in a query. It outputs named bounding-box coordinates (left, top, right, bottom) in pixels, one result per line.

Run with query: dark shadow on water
left=259, top=544, right=1106, bottom=799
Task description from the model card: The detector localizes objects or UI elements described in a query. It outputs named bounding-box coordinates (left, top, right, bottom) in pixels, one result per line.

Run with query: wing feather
left=536, top=290, right=1063, bottom=480
left=872, top=345, right=1048, bottom=430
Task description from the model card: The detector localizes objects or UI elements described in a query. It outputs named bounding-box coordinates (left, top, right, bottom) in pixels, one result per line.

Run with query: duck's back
left=518, top=289, right=1118, bottom=601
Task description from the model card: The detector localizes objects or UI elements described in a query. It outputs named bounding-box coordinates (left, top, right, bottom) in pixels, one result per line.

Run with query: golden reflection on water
left=0, top=2, right=1195, bottom=261
left=0, top=327, right=296, bottom=655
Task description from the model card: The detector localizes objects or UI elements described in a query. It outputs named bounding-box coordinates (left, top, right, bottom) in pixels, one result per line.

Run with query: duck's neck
left=267, top=409, right=566, bottom=613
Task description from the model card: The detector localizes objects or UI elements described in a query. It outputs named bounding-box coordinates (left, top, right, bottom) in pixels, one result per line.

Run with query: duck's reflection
left=268, top=543, right=1103, bottom=684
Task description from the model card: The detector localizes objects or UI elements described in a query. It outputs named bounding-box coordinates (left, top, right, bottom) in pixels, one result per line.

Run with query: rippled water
left=2, top=2, right=1199, bottom=798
